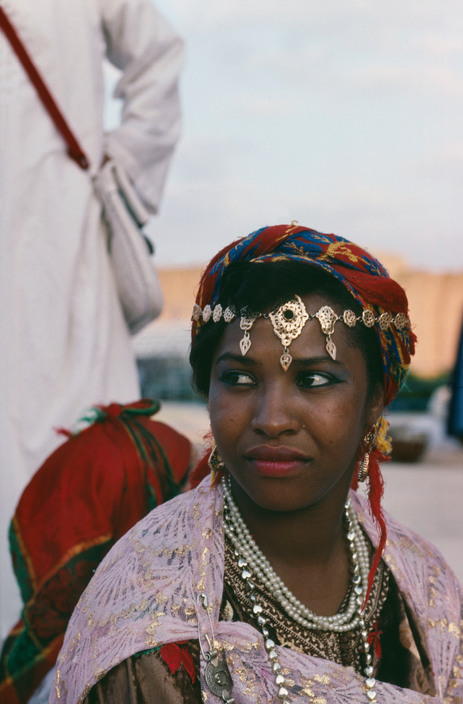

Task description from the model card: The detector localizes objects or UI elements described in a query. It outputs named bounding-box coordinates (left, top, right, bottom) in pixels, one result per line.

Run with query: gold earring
left=357, top=451, right=370, bottom=483
left=208, top=444, right=225, bottom=483
left=358, top=426, right=377, bottom=483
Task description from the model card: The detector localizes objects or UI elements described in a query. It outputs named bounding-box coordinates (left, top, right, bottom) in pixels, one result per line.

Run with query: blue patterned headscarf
left=194, top=223, right=416, bottom=407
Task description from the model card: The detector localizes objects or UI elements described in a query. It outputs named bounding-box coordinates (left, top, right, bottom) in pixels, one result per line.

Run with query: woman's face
left=208, top=292, right=384, bottom=515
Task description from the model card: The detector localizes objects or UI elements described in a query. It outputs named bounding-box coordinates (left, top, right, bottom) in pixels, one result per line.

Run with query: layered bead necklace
left=222, top=477, right=379, bottom=702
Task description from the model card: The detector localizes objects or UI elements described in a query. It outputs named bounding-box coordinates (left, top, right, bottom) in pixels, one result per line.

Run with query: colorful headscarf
left=193, top=223, right=415, bottom=408
left=192, top=224, right=417, bottom=593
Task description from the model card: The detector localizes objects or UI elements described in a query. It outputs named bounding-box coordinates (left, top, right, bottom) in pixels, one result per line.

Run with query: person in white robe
left=0, top=0, right=183, bottom=639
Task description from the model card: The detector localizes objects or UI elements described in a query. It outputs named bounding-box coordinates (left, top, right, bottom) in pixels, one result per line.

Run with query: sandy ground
left=156, top=402, right=463, bottom=582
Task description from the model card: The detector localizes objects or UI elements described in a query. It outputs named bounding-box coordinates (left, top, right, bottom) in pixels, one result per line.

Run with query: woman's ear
left=366, top=381, right=385, bottom=429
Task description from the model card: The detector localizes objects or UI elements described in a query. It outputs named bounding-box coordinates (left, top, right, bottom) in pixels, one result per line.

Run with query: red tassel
left=160, top=643, right=196, bottom=683
left=350, top=445, right=390, bottom=607
left=364, top=447, right=389, bottom=604
left=367, top=620, right=383, bottom=659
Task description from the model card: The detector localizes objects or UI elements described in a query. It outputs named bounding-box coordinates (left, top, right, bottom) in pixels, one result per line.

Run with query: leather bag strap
left=0, top=6, right=90, bottom=170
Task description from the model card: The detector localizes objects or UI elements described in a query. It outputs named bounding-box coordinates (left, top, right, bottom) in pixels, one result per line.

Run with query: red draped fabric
left=0, top=400, right=193, bottom=703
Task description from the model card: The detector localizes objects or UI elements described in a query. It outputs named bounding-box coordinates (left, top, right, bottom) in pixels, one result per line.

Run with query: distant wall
left=156, top=260, right=463, bottom=379
left=379, top=255, right=463, bottom=378
left=158, top=267, right=200, bottom=321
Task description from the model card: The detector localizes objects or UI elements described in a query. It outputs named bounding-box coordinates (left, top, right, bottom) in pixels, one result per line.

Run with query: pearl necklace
left=222, top=477, right=379, bottom=702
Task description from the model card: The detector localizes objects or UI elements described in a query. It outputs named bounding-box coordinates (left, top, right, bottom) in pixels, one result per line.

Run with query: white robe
left=0, top=0, right=183, bottom=637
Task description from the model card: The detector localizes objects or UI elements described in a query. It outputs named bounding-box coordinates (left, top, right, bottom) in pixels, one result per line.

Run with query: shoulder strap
left=0, top=6, right=90, bottom=170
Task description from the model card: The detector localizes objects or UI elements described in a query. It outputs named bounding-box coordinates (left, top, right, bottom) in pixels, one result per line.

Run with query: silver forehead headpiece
left=192, top=297, right=410, bottom=371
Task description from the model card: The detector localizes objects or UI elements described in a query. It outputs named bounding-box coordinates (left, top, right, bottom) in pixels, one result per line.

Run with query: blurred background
left=127, top=0, right=463, bottom=271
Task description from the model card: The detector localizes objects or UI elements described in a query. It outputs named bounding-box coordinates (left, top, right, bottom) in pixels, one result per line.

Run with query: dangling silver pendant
left=197, top=593, right=235, bottom=703
left=204, top=648, right=235, bottom=703
left=269, top=296, right=309, bottom=371
left=325, top=335, right=337, bottom=360
left=240, top=331, right=251, bottom=356
left=239, top=315, right=257, bottom=357
left=280, top=351, right=292, bottom=372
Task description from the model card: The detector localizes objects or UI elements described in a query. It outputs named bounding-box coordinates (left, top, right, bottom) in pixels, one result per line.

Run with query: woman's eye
left=220, top=370, right=255, bottom=386
left=297, top=372, right=336, bottom=388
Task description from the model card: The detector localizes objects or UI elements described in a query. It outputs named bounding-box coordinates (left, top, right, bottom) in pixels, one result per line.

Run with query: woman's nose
left=250, top=384, right=300, bottom=437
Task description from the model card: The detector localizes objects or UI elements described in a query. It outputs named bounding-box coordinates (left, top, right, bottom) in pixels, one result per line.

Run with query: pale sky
left=111, top=0, right=463, bottom=271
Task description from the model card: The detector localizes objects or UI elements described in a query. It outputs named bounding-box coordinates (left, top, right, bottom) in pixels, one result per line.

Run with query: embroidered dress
left=51, top=479, right=463, bottom=704
left=80, top=542, right=436, bottom=702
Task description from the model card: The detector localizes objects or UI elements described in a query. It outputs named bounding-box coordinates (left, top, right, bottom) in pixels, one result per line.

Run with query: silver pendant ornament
left=315, top=305, right=340, bottom=360
left=268, top=295, right=309, bottom=371
left=197, top=593, right=235, bottom=703
left=193, top=295, right=410, bottom=375
left=239, top=315, right=257, bottom=357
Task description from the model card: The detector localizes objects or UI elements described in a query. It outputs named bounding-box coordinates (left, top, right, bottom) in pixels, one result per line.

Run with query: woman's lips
left=246, top=446, right=309, bottom=477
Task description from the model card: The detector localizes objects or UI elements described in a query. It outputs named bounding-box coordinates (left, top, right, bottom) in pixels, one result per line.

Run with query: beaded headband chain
left=192, top=296, right=410, bottom=372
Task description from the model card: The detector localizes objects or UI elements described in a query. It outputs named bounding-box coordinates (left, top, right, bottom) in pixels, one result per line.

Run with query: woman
left=50, top=224, right=463, bottom=703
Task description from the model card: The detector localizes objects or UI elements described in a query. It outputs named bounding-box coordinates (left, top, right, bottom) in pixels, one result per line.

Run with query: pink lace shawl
left=50, top=478, right=463, bottom=703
